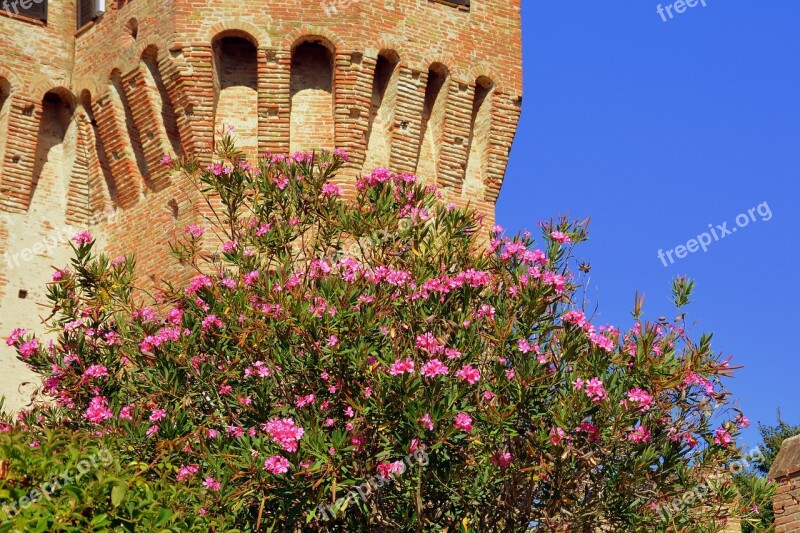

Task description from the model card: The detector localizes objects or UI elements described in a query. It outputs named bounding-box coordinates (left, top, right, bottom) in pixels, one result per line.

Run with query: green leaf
left=111, top=483, right=127, bottom=507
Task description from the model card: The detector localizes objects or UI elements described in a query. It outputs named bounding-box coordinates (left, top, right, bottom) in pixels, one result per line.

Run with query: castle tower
left=0, top=0, right=522, bottom=409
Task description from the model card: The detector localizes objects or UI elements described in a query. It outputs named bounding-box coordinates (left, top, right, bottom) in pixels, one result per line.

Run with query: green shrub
left=4, top=136, right=754, bottom=531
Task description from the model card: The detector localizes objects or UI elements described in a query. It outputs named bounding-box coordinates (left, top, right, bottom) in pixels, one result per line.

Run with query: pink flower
left=201, top=314, right=223, bottom=330
left=167, top=308, right=183, bottom=325
left=628, top=426, right=652, bottom=443
left=491, top=450, right=513, bottom=469
left=421, top=359, right=449, bottom=378
left=623, top=388, right=654, bottom=413
left=263, top=417, right=305, bottom=452
left=562, top=309, right=588, bottom=328
left=5, top=328, right=26, bottom=346
left=119, top=404, right=134, bottom=420
left=549, top=427, right=567, bottom=445
left=149, top=409, right=166, bottom=422
left=72, top=231, right=93, bottom=245
left=454, top=413, right=473, bottom=433
left=736, top=415, right=751, bottom=429
left=83, top=364, right=108, bottom=380
left=584, top=378, right=607, bottom=402
left=177, top=464, right=199, bottom=482
left=104, top=331, right=121, bottom=346
left=186, top=275, right=213, bottom=295
left=263, top=455, right=291, bottom=475
left=255, top=223, right=271, bottom=236
left=19, top=338, right=39, bottom=360
left=146, top=425, right=160, bottom=436
left=377, top=461, right=405, bottom=478
left=714, top=427, right=733, bottom=447
left=295, top=394, right=315, bottom=408
left=161, top=154, right=173, bottom=165
left=241, top=270, right=259, bottom=286
left=550, top=231, right=571, bottom=244
left=421, top=413, right=434, bottom=431
left=185, top=224, right=205, bottom=238
left=83, top=396, right=113, bottom=424
left=415, top=333, right=444, bottom=355
left=455, top=365, right=481, bottom=385
left=203, top=477, right=221, bottom=492
left=245, top=361, right=271, bottom=378
left=221, top=241, right=239, bottom=253
left=685, top=372, right=715, bottom=395
left=322, top=182, right=343, bottom=197
left=577, top=422, right=600, bottom=442
left=388, top=358, right=415, bottom=376
left=52, top=270, right=64, bottom=282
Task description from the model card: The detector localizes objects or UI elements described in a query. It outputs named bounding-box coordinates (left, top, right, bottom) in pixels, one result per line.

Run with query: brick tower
left=0, top=0, right=522, bottom=409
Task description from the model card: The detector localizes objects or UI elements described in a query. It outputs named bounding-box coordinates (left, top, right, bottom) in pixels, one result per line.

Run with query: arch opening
left=212, top=35, right=259, bottom=159
left=290, top=40, right=334, bottom=153
left=31, top=92, right=76, bottom=202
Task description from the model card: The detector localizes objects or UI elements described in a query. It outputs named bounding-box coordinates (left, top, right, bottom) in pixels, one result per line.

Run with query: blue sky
left=497, top=1, right=800, bottom=448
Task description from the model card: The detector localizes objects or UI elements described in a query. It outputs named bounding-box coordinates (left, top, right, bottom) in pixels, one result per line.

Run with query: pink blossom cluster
left=262, top=417, right=305, bottom=452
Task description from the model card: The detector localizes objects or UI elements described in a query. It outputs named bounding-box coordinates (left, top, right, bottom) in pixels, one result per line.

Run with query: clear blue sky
left=497, top=0, right=800, bottom=449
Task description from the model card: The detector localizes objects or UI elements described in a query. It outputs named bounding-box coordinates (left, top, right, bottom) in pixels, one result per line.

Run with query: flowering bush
left=4, top=137, right=753, bottom=531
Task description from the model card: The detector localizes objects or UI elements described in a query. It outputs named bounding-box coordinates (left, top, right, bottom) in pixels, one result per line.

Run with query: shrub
left=0, top=426, right=225, bottom=531
left=4, top=136, right=754, bottom=531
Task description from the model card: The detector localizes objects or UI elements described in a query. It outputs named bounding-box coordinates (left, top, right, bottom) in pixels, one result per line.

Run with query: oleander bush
left=3, top=135, right=755, bottom=531
left=0, top=425, right=224, bottom=531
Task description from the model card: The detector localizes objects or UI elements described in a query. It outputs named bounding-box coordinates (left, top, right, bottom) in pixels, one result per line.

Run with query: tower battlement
left=0, top=0, right=521, bottom=409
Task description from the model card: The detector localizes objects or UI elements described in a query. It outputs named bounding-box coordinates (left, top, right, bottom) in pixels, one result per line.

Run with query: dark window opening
left=432, top=0, right=469, bottom=8
left=11, top=0, right=47, bottom=22
left=78, top=0, right=101, bottom=28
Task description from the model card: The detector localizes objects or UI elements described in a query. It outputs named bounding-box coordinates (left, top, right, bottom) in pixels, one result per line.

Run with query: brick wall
left=771, top=435, right=800, bottom=532
left=0, top=0, right=522, bottom=407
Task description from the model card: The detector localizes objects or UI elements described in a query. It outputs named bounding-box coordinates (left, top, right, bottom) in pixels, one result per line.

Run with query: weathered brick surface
left=0, top=0, right=522, bottom=408
left=771, top=437, right=800, bottom=533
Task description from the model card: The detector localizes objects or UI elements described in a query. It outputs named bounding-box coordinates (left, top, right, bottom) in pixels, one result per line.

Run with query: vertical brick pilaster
left=122, top=67, right=172, bottom=191
left=92, top=92, right=143, bottom=209
left=334, top=51, right=372, bottom=181
left=163, top=45, right=215, bottom=164
left=258, top=49, right=291, bottom=156
left=390, top=65, right=427, bottom=175
left=484, top=92, right=521, bottom=205
left=65, top=121, right=92, bottom=226
left=438, top=81, right=473, bottom=194
left=76, top=107, right=115, bottom=214
left=0, top=97, right=41, bottom=213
